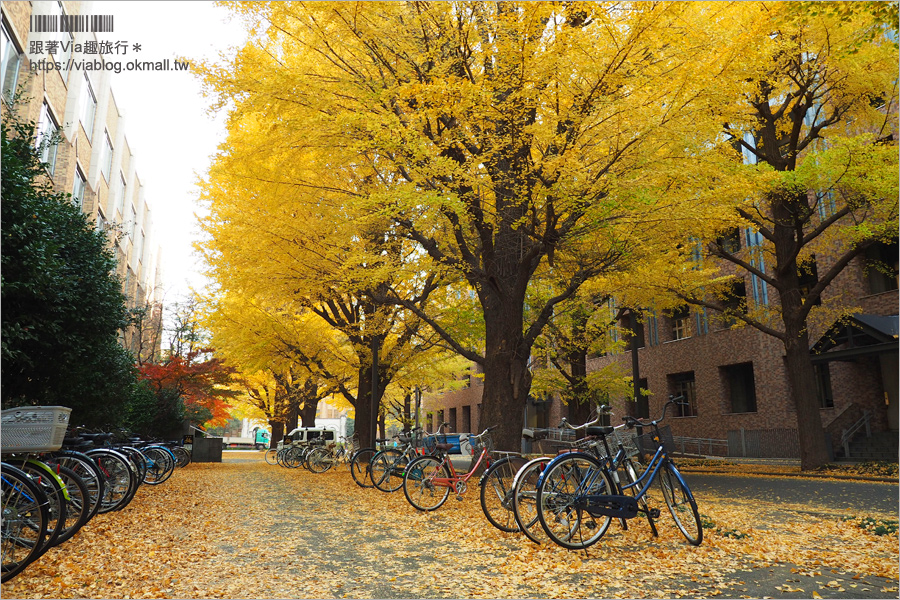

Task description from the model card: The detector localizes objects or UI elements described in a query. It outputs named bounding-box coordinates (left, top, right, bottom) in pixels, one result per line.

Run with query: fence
left=726, top=428, right=801, bottom=459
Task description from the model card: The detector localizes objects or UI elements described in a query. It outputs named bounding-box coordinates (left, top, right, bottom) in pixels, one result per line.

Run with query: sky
left=95, top=1, right=248, bottom=304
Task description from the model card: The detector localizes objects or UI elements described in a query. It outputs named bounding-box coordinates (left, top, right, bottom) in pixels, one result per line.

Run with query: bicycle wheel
left=350, top=448, right=376, bottom=488
left=142, top=446, right=175, bottom=485
left=371, top=449, right=405, bottom=492
left=8, top=460, right=68, bottom=553
left=621, top=457, right=658, bottom=537
left=264, top=448, right=279, bottom=465
left=537, top=453, right=613, bottom=550
left=48, top=451, right=105, bottom=522
left=480, top=456, right=527, bottom=532
left=1, top=463, right=49, bottom=583
left=285, top=447, right=303, bottom=469
left=513, top=456, right=551, bottom=544
left=172, top=446, right=191, bottom=468
left=54, top=466, right=91, bottom=544
left=659, top=462, right=702, bottom=545
left=403, top=455, right=450, bottom=511
left=86, top=449, right=136, bottom=513
left=307, top=448, right=333, bottom=473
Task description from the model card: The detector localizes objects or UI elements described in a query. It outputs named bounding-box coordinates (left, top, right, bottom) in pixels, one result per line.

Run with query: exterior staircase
left=839, top=431, right=899, bottom=462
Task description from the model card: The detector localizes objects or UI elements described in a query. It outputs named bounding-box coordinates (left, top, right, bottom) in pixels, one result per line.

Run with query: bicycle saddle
left=586, top=426, right=614, bottom=437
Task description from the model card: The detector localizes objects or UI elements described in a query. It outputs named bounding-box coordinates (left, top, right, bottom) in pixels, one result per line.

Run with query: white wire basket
left=1, top=406, right=72, bottom=453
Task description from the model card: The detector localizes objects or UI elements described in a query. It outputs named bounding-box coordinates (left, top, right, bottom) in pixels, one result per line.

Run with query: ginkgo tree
left=663, top=3, right=899, bottom=469
left=198, top=1, right=745, bottom=450
left=195, top=133, right=462, bottom=448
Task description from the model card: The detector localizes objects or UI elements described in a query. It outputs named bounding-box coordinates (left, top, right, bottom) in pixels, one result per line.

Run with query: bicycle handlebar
left=622, top=395, right=686, bottom=429
left=558, top=404, right=613, bottom=430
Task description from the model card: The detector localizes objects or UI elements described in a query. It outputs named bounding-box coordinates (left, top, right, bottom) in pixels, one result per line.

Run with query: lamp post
left=371, top=335, right=379, bottom=447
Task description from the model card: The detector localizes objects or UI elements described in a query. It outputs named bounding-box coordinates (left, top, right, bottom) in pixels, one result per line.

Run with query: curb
left=679, top=468, right=898, bottom=484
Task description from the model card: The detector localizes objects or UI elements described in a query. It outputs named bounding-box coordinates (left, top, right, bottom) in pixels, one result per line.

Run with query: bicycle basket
left=467, top=434, right=493, bottom=472
left=436, top=434, right=463, bottom=455
left=632, top=425, right=675, bottom=457
left=1, top=406, right=72, bottom=453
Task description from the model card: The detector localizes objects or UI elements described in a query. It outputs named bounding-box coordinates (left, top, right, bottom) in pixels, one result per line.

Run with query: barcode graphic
left=31, top=15, right=114, bottom=33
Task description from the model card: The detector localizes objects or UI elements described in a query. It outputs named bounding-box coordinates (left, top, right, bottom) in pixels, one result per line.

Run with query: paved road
left=681, top=472, right=899, bottom=516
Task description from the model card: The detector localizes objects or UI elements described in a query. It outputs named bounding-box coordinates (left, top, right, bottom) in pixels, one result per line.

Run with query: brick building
left=423, top=245, right=897, bottom=459
left=2, top=0, right=163, bottom=360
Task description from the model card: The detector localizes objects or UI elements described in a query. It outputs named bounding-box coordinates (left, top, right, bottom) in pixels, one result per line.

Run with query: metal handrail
left=671, top=435, right=729, bottom=457
left=841, top=410, right=872, bottom=458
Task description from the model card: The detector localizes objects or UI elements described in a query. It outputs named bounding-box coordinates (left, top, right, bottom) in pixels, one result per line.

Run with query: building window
left=127, top=203, right=137, bottom=239
left=135, top=229, right=145, bottom=267
left=117, top=174, right=128, bottom=215
left=72, top=167, right=87, bottom=208
left=722, top=363, right=757, bottom=413
left=718, top=279, right=747, bottom=328
left=79, top=74, right=96, bottom=140
left=462, top=405, right=471, bottom=433
left=97, top=208, right=107, bottom=232
left=449, top=407, right=457, bottom=433
left=716, top=228, right=742, bottom=255
left=1, top=22, right=22, bottom=102
left=865, top=240, right=899, bottom=294
left=815, top=363, right=834, bottom=409
left=668, top=372, right=697, bottom=417
left=100, top=132, right=113, bottom=181
left=671, top=306, right=692, bottom=341
left=35, top=102, right=59, bottom=175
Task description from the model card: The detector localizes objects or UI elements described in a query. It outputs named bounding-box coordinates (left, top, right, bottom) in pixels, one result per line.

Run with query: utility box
left=192, top=436, right=223, bottom=462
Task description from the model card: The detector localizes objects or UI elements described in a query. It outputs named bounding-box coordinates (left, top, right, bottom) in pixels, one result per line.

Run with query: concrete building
left=2, top=0, right=163, bottom=360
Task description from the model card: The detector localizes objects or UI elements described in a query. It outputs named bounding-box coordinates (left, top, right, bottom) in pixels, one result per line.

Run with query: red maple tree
left=138, top=348, right=238, bottom=428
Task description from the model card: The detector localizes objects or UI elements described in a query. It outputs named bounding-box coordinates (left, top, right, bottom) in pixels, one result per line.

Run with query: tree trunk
left=285, top=402, right=299, bottom=432
left=477, top=300, right=532, bottom=451
left=270, top=420, right=284, bottom=446
left=354, top=367, right=384, bottom=448
left=783, top=331, right=830, bottom=469
left=299, top=398, right=317, bottom=427
left=771, top=189, right=830, bottom=470
left=565, top=352, right=593, bottom=425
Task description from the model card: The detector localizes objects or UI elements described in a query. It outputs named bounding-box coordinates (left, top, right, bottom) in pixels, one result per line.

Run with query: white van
left=284, top=426, right=337, bottom=446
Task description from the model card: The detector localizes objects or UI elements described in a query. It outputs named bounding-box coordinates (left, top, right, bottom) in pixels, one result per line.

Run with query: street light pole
left=371, top=335, right=379, bottom=448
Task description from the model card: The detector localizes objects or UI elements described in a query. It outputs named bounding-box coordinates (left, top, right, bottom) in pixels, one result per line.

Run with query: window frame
left=35, top=101, right=59, bottom=175
left=1, top=21, right=22, bottom=103
left=100, top=131, right=113, bottom=181
left=72, top=166, right=87, bottom=208
left=669, top=372, right=697, bottom=417
left=671, top=306, right=692, bottom=341
left=79, top=73, right=96, bottom=140
left=722, top=362, right=758, bottom=414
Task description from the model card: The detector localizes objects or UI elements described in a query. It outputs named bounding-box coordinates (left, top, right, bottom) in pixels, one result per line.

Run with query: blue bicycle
left=535, top=396, right=702, bottom=550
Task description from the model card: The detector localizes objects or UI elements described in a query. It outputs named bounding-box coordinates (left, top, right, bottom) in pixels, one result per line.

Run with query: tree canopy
left=1, top=103, right=139, bottom=426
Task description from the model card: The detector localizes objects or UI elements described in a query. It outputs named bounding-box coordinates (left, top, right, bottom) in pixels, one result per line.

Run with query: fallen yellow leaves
left=1, top=452, right=897, bottom=599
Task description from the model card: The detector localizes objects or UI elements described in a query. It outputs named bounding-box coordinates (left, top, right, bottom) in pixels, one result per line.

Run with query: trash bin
left=192, top=436, right=223, bottom=462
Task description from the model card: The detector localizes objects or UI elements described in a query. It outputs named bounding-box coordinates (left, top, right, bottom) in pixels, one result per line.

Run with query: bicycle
left=370, top=427, right=427, bottom=492
left=402, top=426, right=500, bottom=512
left=479, top=448, right=528, bottom=532
left=1, top=462, right=50, bottom=582
left=535, top=397, right=701, bottom=550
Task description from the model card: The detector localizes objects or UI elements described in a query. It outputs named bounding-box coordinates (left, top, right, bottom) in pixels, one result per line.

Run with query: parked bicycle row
left=1, top=406, right=192, bottom=582
left=341, top=396, right=702, bottom=551
left=264, top=431, right=357, bottom=472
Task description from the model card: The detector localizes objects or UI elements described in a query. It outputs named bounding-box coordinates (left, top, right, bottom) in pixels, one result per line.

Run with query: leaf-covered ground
left=3, top=452, right=897, bottom=599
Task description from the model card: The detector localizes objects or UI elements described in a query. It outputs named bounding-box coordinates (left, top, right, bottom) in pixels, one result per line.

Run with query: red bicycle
left=402, top=426, right=499, bottom=511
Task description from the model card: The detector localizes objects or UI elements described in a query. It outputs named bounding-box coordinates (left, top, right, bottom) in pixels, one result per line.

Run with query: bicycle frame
left=424, top=444, right=492, bottom=490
